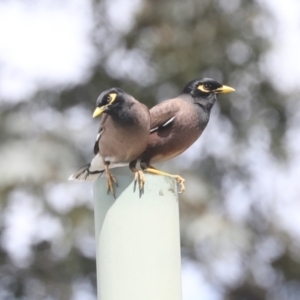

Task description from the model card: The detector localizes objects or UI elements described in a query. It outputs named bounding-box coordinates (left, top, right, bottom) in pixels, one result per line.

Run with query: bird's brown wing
left=149, top=98, right=181, bottom=134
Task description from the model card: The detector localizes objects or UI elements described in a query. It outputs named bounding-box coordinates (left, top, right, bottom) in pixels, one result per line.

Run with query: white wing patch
left=162, top=116, right=175, bottom=127
left=96, top=128, right=104, bottom=141
left=94, top=128, right=104, bottom=154
left=150, top=126, right=158, bottom=133
left=150, top=116, right=175, bottom=133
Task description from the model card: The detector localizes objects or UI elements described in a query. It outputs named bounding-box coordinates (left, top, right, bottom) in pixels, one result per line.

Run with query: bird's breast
left=99, top=113, right=150, bottom=163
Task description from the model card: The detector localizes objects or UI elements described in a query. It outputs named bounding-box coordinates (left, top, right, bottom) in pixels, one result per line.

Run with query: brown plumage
left=69, top=87, right=150, bottom=196
left=139, top=78, right=235, bottom=193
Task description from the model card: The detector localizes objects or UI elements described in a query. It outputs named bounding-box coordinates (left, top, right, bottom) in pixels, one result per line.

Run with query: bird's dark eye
left=103, top=95, right=110, bottom=105
left=105, top=92, right=118, bottom=105
left=105, top=93, right=114, bottom=104
left=204, top=83, right=211, bottom=90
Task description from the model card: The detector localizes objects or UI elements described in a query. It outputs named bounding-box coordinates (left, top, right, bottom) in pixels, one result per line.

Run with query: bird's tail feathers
left=69, top=154, right=129, bottom=182
left=68, top=163, right=104, bottom=182
left=69, top=155, right=105, bottom=182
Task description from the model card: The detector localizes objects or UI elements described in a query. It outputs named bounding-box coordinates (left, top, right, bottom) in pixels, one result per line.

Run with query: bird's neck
left=194, top=94, right=216, bottom=112
left=109, top=106, right=138, bottom=127
left=193, top=96, right=216, bottom=128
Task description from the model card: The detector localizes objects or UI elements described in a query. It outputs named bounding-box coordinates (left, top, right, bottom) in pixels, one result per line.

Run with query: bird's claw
left=106, top=171, right=118, bottom=197
left=134, top=170, right=145, bottom=191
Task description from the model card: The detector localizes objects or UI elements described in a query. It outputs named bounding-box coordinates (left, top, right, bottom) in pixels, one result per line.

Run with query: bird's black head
left=182, top=78, right=235, bottom=111
left=182, top=78, right=235, bottom=98
left=93, top=87, right=125, bottom=118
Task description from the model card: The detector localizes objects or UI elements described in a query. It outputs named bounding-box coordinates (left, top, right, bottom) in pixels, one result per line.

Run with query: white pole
left=93, top=168, right=182, bottom=300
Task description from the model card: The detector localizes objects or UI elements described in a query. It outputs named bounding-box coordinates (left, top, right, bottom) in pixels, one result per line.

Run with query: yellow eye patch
left=108, top=93, right=117, bottom=105
left=197, top=84, right=210, bottom=93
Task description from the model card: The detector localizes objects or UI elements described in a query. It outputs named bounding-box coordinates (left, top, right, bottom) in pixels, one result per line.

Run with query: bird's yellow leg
left=129, top=162, right=145, bottom=191
left=104, top=164, right=118, bottom=197
left=144, top=166, right=185, bottom=193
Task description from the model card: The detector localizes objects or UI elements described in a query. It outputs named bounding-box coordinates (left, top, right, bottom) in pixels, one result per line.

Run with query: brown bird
left=69, top=87, right=150, bottom=196
left=138, top=78, right=235, bottom=193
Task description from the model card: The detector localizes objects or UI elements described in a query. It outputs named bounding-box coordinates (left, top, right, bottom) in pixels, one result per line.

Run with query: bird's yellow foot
left=105, top=171, right=118, bottom=197
left=134, top=170, right=146, bottom=191
left=143, top=166, right=186, bottom=194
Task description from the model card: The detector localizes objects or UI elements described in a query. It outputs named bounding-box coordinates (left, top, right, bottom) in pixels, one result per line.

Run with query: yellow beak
left=93, top=106, right=107, bottom=118
left=215, top=85, right=235, bottom=94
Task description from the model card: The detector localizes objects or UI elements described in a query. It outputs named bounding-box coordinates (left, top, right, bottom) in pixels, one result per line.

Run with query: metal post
left=93, top=168, right=182, bottom=300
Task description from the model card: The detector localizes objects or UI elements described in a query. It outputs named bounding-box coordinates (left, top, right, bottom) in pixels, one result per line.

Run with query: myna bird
left=69, top=87, right=150, bottom=196
left=139, top=78, right=235, bottom=193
